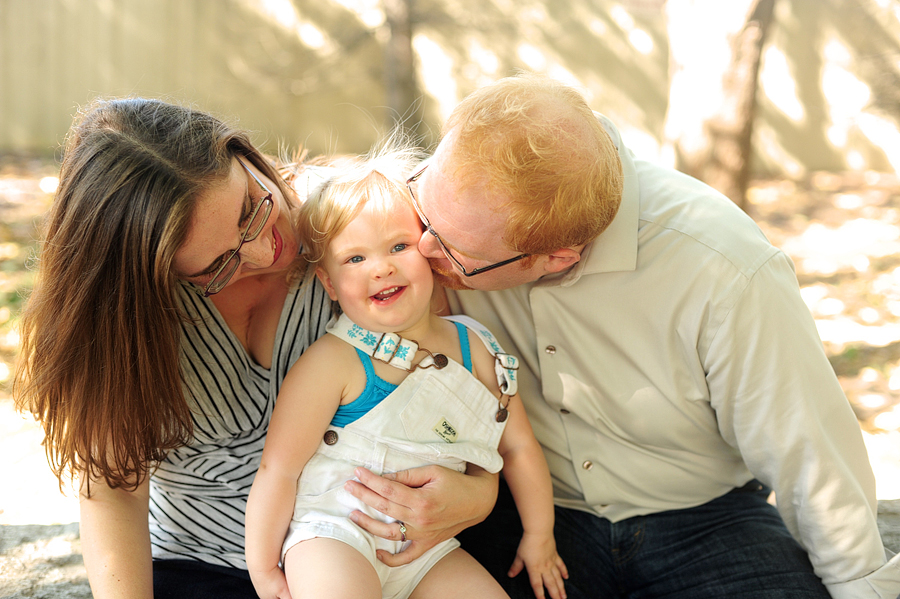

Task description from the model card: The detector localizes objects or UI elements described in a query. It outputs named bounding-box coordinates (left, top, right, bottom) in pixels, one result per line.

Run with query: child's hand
left=248, top=565, right=294, bottom=599
left=507, top=531, right=569, bottom=599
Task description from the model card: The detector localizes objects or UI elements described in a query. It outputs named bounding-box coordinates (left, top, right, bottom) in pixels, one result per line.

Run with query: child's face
left=317, top=199, right=434, bottom=333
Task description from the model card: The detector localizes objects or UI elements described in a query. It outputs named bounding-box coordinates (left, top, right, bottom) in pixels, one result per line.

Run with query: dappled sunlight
left=628, top=28, right=655, bottom=56
left=857, top=113, right=900, bottom=174
left=756, top=27, right=899, bottom=176
left=815, top=319, right=900, bottom=348
left=823, top=60, right=870, bottom=148
left=0, top=398, right=81, bottom=524
left=663, top=0, right=772, bottom=167
left=0, top=327, right=19, bottom=352
left=749, top=171, right=900, bottom=474
left=760, top=46, right=805, bottom=124
left=588, top=18, right=609, bottom=37
left=545, top=64, right=585, bottom=92
left=517, top=43, right=547, bottom=71
left=822, top=39, right=870, bottom=121
left=412, top=34, right=459, bottom=121
left=755, top=124, right=806, bottom=178
left=818, top=36, right=898, bottom=174
left=330, top=0, right=385, bottom=28
left=244, top=0, right=336, bottom=54
left=609, top=5, right=654, bottom=55
left=38, top=176, right=58, bottom=194
left=784, top=215, right=900, bottom=346
left=466, top=38, right=500, bottom=77
left=621, top=126, right=664, bottom=164
left=782, top=219, right=900, bottom=275
left=864, top=429, right=900, bottom=499
left=0, top=243, right=21, bottom=262
left=875, top=405, right=900, bottom=431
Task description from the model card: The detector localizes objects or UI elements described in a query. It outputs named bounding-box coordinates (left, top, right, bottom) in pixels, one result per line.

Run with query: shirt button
left=560, top=409, right=570, bottom=415
left=323, top=430, right=339, bottom=445
left=582, top=460, right=593, bottom=470
left=545, top=346, right=557, bottom=354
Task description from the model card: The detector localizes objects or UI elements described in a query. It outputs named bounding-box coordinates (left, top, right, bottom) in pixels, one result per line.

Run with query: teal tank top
left=330, top=321, right=472, bottom=427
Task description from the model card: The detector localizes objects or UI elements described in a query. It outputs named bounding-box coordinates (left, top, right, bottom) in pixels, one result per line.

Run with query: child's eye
left=391, top=243, right=408, bottom=253
left=347, top=255, right=365, bottom=264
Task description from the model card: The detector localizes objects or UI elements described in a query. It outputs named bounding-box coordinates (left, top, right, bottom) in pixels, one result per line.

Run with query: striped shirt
left=148, top=277, right=333, bottom=569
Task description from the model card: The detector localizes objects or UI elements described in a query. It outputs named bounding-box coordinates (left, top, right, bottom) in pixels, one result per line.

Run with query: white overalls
left=281, top=314, right=518, bottom=599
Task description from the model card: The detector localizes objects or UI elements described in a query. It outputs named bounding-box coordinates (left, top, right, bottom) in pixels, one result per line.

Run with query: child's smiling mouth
left=372, top=286, right=403, bottom=301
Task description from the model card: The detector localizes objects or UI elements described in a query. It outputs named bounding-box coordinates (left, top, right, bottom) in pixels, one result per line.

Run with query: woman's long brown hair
left=13, top=98, right=290, bottom=494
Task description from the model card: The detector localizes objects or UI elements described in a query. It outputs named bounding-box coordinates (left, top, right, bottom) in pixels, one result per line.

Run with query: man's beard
left=429, top=258, right=471, bottom=291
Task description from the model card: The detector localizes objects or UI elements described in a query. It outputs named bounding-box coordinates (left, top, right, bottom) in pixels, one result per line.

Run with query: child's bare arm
left=470, top=337, right=568, bottom=599
left=497, top=393, right=568, bottom=599
left=245, top=337, right=349, bottom=599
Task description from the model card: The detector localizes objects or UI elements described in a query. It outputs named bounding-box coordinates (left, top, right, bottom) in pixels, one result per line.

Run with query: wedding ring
left=398, top=521, right=407, bottom=542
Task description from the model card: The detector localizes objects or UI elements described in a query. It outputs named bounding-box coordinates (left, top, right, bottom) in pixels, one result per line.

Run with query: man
left=405, top=73, right=900, bottom=598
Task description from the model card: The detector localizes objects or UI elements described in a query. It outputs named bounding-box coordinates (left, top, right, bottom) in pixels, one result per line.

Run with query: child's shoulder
left=282, top=331, right=364, bottom=396
left=298, top=331, right=358, bottom=365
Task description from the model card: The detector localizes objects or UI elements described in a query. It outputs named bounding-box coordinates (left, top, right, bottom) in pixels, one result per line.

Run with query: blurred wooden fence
left=2, top=0, right=900, bottom=175
left=0, top=0, right=390, bottom=156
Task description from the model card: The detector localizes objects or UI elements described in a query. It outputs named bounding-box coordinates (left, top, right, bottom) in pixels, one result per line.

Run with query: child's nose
left=372, top=257, right=396, bottom=278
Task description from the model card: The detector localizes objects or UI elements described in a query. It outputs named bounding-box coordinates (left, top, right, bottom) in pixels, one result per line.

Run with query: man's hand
left=344, top=464, right=498, bottom=566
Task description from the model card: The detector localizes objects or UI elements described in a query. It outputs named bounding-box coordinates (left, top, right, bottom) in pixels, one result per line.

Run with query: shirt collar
left=550, top=113, right=640, bottom=289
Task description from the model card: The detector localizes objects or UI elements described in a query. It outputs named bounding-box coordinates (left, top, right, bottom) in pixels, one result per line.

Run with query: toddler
left=245, top=146, right=567, bottom=599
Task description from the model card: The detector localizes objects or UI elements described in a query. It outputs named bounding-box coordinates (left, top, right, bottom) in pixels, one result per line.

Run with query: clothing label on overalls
left=433, top=417, right=458, bottom=443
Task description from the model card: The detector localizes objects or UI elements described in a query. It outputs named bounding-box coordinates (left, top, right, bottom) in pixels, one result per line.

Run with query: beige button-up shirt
left=448, top=115, right=900, bottom=598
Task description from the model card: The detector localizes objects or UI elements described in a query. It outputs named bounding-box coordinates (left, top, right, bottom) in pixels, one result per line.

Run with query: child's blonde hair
left=298, top=139, right=427, bottom=265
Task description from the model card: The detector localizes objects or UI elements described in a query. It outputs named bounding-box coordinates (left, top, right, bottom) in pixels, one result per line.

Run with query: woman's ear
left=543, top=247, right=583, bottom=274
left=315, top=266, right=339, bottom=301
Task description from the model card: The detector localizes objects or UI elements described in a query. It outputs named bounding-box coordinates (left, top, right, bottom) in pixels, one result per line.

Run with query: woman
left=13, top=98, right=497, bottom=598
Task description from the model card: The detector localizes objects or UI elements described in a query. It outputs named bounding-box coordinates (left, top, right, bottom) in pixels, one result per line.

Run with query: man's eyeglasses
left=406, top=164, right=529, bottom=277
left=201, top=157, right=274, bottom=296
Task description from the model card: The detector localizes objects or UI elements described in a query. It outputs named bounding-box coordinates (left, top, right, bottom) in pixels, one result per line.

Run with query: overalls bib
left=281, top=314, right=517, bottom=599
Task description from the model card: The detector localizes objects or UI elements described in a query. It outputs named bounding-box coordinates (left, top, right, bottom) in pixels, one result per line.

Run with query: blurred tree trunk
left=663, top=0, right=776, bottom=211
left=384, top=0, right=422, bottom=137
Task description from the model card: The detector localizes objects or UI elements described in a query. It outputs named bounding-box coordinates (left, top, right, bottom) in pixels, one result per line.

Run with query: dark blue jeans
left=458, top=479, right=831, bottom=599
left=153, top=559, right=256, bottom=598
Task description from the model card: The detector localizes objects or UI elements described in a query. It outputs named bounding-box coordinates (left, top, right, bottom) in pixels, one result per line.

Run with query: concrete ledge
left=879, top=500, right=900, bottom=555
left=2, top=503, right=899, bottom=598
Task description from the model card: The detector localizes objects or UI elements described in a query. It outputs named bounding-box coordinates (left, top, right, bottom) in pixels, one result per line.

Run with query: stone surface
left=0, top=523, right=90, bottom=598
left=880, top=500, right=900, bottom=556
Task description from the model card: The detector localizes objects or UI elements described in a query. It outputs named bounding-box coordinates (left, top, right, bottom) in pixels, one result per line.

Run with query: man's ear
left=315, top=266, right=339, bottom=301
left=543, top=248, right=583, bottom=274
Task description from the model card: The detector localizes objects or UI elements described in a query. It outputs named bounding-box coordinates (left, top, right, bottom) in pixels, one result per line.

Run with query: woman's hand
left=344, top=464, right=498, bottom=566
left=508, top=532, right=569, bottom=599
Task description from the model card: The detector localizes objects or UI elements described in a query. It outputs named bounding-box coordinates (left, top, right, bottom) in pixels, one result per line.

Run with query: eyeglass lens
left=203, top=159, right=274, bottom=296
left=205, top=205, right=270, bottom=293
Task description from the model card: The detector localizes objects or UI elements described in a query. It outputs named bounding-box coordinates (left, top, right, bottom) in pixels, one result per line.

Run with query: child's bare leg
left=410, top=548, right=509, bottom=599
left=284, top=537, right=381, bottom=599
